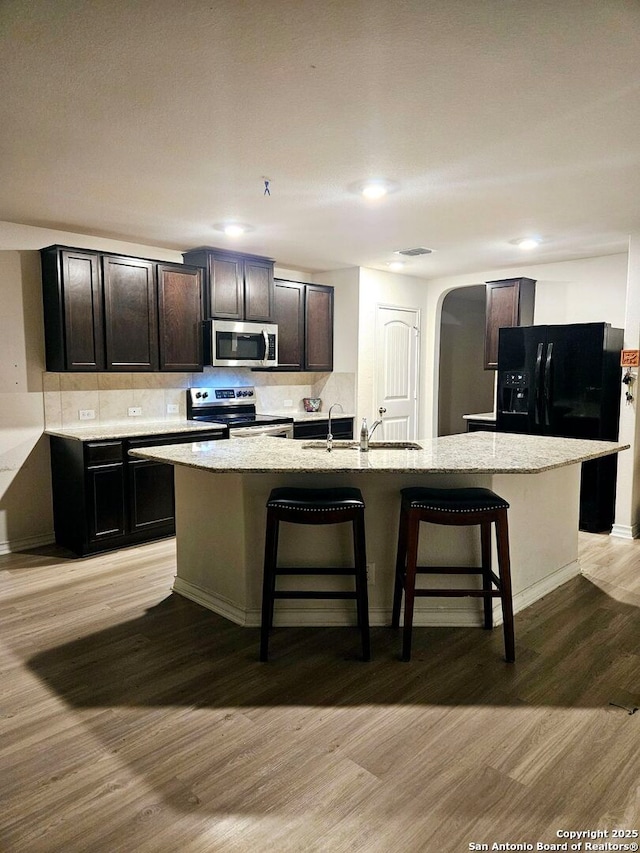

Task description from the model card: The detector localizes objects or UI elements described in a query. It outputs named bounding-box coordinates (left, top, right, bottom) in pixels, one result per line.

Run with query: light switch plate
left=128, top=407, right=142, bottom=417
left=283, top=399, right=293, bottom=408
left=79, top=409, right=96, bottom=420
left=166, top=404, right=179, bottom=414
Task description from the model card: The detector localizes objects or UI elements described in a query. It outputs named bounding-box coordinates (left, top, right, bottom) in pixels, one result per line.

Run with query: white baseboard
left=610, top=522, right=639, bottom=540
left=172, top=559, right=581, bottom=628
left=172, top=577, right=249, bottom=625
left=0, top=532, right=56, bottom=556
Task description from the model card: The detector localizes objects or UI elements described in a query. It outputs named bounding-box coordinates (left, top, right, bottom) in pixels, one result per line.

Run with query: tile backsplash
left=43, top=369, right=356, bottom=428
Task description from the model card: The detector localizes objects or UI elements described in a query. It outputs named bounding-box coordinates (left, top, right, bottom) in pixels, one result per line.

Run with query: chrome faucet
left=359, top=407, right=387, bottom=452
left=327, top=402, right=344, bottom=451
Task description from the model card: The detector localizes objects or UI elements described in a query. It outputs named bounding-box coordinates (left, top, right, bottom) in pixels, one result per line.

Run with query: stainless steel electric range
left=187, top=386, right=294, bottom=439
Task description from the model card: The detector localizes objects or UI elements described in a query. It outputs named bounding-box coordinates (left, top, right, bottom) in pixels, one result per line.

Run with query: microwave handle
left=262, top=329, right=270, bottom=365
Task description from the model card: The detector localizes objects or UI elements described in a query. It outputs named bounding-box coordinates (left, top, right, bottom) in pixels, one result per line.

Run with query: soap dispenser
left=359, top=418, right=369, bottom=452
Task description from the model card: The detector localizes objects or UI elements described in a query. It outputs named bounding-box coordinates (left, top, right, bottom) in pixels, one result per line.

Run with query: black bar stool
left=391, top=486, right=515, bottom=663
left=260, top=486, right=370, bottom=662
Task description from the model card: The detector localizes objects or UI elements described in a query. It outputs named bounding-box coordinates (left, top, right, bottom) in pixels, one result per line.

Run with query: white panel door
left=375, top=305, right=420, bottom=440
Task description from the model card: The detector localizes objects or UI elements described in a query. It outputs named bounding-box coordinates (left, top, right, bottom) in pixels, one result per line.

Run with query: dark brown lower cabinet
left=50, top=429, right=225, bottom=556
left=87, top=461, right=126, bottom=542
left=293, top=418, right=354, bottom=440
left=128, top=458, right=175, bottom=532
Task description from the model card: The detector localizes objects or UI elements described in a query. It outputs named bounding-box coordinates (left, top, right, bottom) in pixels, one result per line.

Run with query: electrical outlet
left=79, top=409, right=96, bottom=420
left=128, top=406, right=142, bottom=417
left=166, top=404, right=179, bottom=414
left=283, top=399, right=293, bottom=408
left=367, top=562, right=375, bottom=585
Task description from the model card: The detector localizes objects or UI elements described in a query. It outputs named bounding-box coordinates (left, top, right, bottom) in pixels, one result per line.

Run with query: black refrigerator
left=497, top=322, right=624, bottom=532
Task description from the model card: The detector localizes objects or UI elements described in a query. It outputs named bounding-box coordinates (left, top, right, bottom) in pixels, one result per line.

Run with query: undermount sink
left=302, top=440, right=422, bottom=451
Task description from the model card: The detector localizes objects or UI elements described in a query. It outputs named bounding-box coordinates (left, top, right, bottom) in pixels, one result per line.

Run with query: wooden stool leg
left=495, top=509, right=515, bottom=663
left=480, top=520, right=493, bottom=630
left=260, top=510, right=279, bottom=662
left=353, top=512, right=371, bottom=661
left=401, top=511, right=421, bottom=661
left=391, top=505, right=408, bottom=628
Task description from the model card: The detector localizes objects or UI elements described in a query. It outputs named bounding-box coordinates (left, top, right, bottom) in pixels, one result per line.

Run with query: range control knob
left=202, top=391, right=209, bottom=399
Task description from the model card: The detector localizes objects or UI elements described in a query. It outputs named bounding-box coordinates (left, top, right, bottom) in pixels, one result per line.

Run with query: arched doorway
left=437, top=285, right=495, bottom=435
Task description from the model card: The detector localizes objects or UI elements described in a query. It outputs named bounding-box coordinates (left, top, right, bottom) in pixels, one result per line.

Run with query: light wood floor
left=1, top=532, right=639, bottom=852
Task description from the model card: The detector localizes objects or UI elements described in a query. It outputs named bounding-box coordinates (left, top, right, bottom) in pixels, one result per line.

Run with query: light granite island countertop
left=130, top=432, right=628, bottom=636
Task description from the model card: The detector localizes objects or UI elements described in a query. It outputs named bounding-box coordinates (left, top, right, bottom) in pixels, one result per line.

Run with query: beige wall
left=0, top=251, right=52, bottom=550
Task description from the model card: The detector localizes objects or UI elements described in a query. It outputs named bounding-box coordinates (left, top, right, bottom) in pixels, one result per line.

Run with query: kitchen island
left=130, top=432, right=628, bottom=628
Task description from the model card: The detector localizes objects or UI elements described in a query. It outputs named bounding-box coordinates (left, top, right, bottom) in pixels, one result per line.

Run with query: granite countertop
left=129, top=431, right=629, bottom=475
left=462, top=412, right=497, bottom=421
left=45, top=419, right=227, bottom=442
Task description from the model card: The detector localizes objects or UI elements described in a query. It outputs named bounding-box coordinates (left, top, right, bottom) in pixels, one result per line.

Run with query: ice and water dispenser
left=499, top=371, right=530, bottom=414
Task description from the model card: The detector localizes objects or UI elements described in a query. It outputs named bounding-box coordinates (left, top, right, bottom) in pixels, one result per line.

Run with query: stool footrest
left=414, top=588, right=503, bottom=598
left=275, top=566, right=359, bottom=576
left=415, top=565, right=491, bottom=575
left=414, top=566, right=503, bottom=587
left=274, top=590, right=358, bottom=600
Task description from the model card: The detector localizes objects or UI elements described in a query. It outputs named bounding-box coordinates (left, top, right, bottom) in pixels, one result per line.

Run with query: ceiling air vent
left=395, top=247, right=433, bottom=256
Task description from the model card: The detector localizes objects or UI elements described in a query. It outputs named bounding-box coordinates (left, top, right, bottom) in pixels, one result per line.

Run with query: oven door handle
left=230, top=424, right=292, bottom=438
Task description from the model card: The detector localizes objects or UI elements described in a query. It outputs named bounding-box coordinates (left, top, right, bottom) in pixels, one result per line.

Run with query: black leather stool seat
left=261, top=486, right=370, bottom=662
left=267, top=487, right=365, bottom=512
left=392, top=485, right=515, bottom=663
left=401, top=487, right=509, bottom=513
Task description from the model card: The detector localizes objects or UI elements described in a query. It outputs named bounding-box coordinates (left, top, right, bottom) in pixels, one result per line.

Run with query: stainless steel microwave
left=209, top=320, right=278, bottom=368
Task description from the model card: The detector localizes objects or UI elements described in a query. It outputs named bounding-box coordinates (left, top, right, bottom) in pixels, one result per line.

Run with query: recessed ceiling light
left=362, top=182, right=389, bottom=199
left=511, top=237, right=540, bottom=250
left=388, top=260, right=405, bottom=271
left=214, top=222, right=254, bottom=237
left=350, top=178, right=399, bottom=199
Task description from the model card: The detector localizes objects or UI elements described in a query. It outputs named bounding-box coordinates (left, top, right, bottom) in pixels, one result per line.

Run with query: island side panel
left=172, top=467, right=250, bottom=624
left=491, top=464, right=582, bottom=615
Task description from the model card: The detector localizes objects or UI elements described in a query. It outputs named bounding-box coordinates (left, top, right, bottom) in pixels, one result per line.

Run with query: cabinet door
left=208, top=254, right=243, bottom=319
left=86, top=462, right=126, bottom=542
left=244, top=258, right=274, bottom=322
left=128, top=459, right=175, bottom=532
left=273, top=280, right=304, bottom=370
left=103, top=256, right=158, bottom=370
left=41, top=247, right=105, bottom=371
left=157, top=263, right=203, bottom=371
left=484, top=278, right=535, bottom=370
left=305, top=284, right=334, bottom=371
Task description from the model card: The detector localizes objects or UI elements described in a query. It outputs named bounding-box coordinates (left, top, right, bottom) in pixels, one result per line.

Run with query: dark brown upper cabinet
left=156, top=263, right=203, bottom=371
left=41, top=246, right=203, bottom=372
left=103, top=255, right=158, bottom=370
left=41, top=247, right=105, bottom=371
left=265, top=279, right=333, bottom=372
left=305, top=284, right=334, bottom=372
left=182, top=247, right=275, bottom=322
left=484, top=277, right=536, bottom=369
left=273, top=280, right=305, bottom=370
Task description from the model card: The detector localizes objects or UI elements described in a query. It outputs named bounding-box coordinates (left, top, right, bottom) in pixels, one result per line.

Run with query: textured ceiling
left=2, top=0, right=640, bottom=277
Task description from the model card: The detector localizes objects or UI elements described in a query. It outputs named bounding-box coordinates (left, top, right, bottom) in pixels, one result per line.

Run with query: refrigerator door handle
left=534, top=342, right=544, bottom=426
left=543, top=342, right=554, bottom=427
